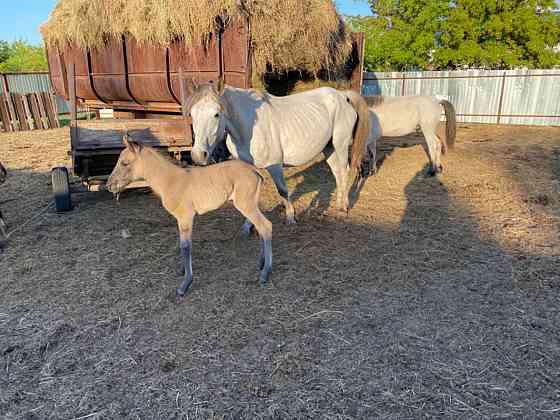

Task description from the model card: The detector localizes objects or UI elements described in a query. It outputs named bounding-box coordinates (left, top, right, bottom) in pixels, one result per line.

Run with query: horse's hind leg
left=422, top=127, right=443, bottom=176
left=176, top=211, right=195, bottom=297
left=266, top=164, right=296, bottom=224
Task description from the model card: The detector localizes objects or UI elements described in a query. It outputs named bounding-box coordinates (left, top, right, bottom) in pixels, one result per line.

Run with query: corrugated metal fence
left=362, top=69, right=560, bottom=126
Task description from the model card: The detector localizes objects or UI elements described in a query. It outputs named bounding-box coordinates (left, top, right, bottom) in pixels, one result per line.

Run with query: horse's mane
left=365, top=96, right=385, bottom=108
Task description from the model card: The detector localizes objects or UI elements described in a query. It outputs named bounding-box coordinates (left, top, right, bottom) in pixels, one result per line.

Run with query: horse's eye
left=214, top=113, right=220, bottom=118
left=122, top=161, right=129, bottom=167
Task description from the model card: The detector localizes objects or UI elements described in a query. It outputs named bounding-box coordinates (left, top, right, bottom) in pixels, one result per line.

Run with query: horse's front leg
left=266, top=164, right=296, bottom=224
left=176, top=212, right=195, bottom=297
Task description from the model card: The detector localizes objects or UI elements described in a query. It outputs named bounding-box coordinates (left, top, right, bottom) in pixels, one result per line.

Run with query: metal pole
left=401, top=73, right=406, bottom=96
left=496, top=72, right=507, bottom=125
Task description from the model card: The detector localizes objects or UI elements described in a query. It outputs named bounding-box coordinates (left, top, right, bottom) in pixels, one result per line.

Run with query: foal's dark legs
left=176, top=215, right=194, bottom=297
left=0, top=209, right=7, bottom=238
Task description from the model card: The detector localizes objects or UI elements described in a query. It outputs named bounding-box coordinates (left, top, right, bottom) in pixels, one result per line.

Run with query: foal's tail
left=439, top=100, right=456, bottom=153
left=345, top=91, right=371, bottom=186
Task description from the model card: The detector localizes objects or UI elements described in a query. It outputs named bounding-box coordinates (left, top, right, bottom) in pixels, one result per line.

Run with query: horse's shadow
left=285, top=132, right=430, bottom=217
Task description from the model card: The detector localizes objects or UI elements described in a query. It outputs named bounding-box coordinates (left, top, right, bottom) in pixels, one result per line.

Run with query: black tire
left=52, top=167, right=72, bottom=212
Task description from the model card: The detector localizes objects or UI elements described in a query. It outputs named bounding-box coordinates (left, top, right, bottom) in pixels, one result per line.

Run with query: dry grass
left=40, top=0, right=352, bottom=76
left=1, top=124, right=560, bottom=418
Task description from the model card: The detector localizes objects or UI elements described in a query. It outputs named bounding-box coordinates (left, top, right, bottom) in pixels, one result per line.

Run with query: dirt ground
left=0, top=123, right=559, bottom=419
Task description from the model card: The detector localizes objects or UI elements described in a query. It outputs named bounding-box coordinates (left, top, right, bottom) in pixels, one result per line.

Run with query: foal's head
left=187, top=79, right=227, bottom=166
left=107, top=133, right=145, bottom=194
left=0, top=162, right=6, bottom=185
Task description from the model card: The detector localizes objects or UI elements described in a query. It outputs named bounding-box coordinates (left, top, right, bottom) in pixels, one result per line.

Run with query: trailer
left=46, top=18, right=365, bottom=212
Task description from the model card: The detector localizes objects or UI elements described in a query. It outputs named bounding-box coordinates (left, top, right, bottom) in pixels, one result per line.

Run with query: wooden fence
left=0, top=92, right=60, bottom=132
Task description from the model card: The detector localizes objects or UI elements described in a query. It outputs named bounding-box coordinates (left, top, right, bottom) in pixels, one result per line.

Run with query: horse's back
left=370, top=96, right=441, bottom=136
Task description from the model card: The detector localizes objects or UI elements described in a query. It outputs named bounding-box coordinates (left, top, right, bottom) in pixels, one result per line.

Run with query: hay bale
left=40, top=0, right=352, bottom=76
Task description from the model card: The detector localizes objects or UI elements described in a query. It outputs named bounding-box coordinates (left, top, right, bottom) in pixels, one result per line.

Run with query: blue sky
left=0, top=1, right=373, bottom=45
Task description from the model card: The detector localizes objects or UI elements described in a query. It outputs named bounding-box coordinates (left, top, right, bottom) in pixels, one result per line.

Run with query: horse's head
left=107, top=132, right=145, bottom=194
left=0, top=162, right=6, bottom=185
left=188, top=79, right=227, bottom=166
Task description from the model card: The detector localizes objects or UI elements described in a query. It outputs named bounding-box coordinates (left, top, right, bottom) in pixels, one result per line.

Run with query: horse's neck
left=140, top=149, right=183, bottom=198
left=222, top=87, right=263, bottom=146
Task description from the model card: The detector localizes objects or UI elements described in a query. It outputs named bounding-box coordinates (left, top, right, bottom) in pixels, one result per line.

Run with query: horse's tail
left=439, top=99, right=456, bottom=153
left=345, top=91, right=371, bottom=186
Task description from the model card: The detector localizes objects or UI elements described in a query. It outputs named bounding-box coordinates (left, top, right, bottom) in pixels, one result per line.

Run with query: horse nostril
left=202, top=151, right=209, bottom=160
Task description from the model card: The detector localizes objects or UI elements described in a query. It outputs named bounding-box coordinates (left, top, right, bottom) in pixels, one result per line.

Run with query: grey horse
left=185, top=80, right=371, bottom=227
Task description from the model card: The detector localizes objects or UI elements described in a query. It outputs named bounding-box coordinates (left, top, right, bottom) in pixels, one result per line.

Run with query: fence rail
left=362, top=69, right=560, bottom=126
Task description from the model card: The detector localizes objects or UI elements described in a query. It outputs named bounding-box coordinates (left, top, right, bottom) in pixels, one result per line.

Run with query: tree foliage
left=0, top=41, right=48, bottom=73
left=349, top=0, right=560, bottom=71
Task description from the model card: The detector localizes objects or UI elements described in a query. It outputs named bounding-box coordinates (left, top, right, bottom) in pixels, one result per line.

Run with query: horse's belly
left=282, top=136, right=330, bottom=166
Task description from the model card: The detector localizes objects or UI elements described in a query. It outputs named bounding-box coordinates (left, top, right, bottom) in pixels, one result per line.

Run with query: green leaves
left=0, top=41, right=48, bottom=73
left=353, top=0, right=560, bottom=70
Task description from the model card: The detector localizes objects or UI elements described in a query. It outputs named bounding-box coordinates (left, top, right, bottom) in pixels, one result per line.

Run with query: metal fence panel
left=363, top=69, right=560, bottom=126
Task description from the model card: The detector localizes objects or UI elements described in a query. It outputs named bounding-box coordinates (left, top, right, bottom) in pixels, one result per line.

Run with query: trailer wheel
left=52, top=167, right=72, bottom=212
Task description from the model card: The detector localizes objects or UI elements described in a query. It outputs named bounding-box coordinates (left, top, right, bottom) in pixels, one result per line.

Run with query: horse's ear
left=123, top=131, right=142, bottom=154
left=123, top=130, right=131, bottom=148
left=186, top=77, right=198, bottom=95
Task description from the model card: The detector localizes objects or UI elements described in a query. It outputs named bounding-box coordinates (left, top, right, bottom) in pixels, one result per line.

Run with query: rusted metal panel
left=46, top=47, right=67, bottom=98
left=63, top=45, right=99, bottom=102
left=222, top=18, right=250, bottom=88
left=89, top=38, right=135, bottom=103
left=169, top=34, right=221, bottom=99
left=125, top=37, right=176, bottom=103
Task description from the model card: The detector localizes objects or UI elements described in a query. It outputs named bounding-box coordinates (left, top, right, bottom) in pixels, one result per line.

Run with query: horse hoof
left=286, top=218, right=297, bottom=225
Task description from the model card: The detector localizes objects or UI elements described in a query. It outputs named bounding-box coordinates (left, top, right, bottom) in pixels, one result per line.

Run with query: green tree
left=0, top=41, right=12, bottom=64
left=354, top=0, right=560, bottom=70
left=0, top=41, right=48, bottom=73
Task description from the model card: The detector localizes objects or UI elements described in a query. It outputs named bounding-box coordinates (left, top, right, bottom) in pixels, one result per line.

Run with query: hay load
left=41, top=0, right=353, bottom=77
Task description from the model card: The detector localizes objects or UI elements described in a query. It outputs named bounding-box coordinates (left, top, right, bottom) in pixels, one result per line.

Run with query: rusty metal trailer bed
left=46, top=18, right=364, bottom=212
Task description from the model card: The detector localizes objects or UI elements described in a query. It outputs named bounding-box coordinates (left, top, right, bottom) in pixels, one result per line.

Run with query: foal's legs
left=235, top=202, right=273, bottom=285
left=0, top=209, right=7, bottom=238
left=266, top=164, right=296, bottom=224
left=176, top=211, right=195, bottom=297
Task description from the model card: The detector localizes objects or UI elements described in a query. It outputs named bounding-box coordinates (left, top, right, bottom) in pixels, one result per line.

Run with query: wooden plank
left=13, top=94, right=30, bottom=131
left=28, top=93, right=44, bottom=130
left=75, top=119, right=189, bottom=150
left=179, top=68, right=193, bottom=146
left=41, top=92, right=58, bottom=129
left=4, top=93, right=18, bottom=131
left=48, top=92, right=60, bottom=128
left=0, top=95, right=13, bottom=132
left=22, top=95, right=34, bottom=129
left=35, top=92, right=49, bottom=129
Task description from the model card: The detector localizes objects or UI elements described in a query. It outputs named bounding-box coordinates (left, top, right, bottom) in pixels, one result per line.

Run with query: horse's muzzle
left=191, top=149, right=210, bottom=166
